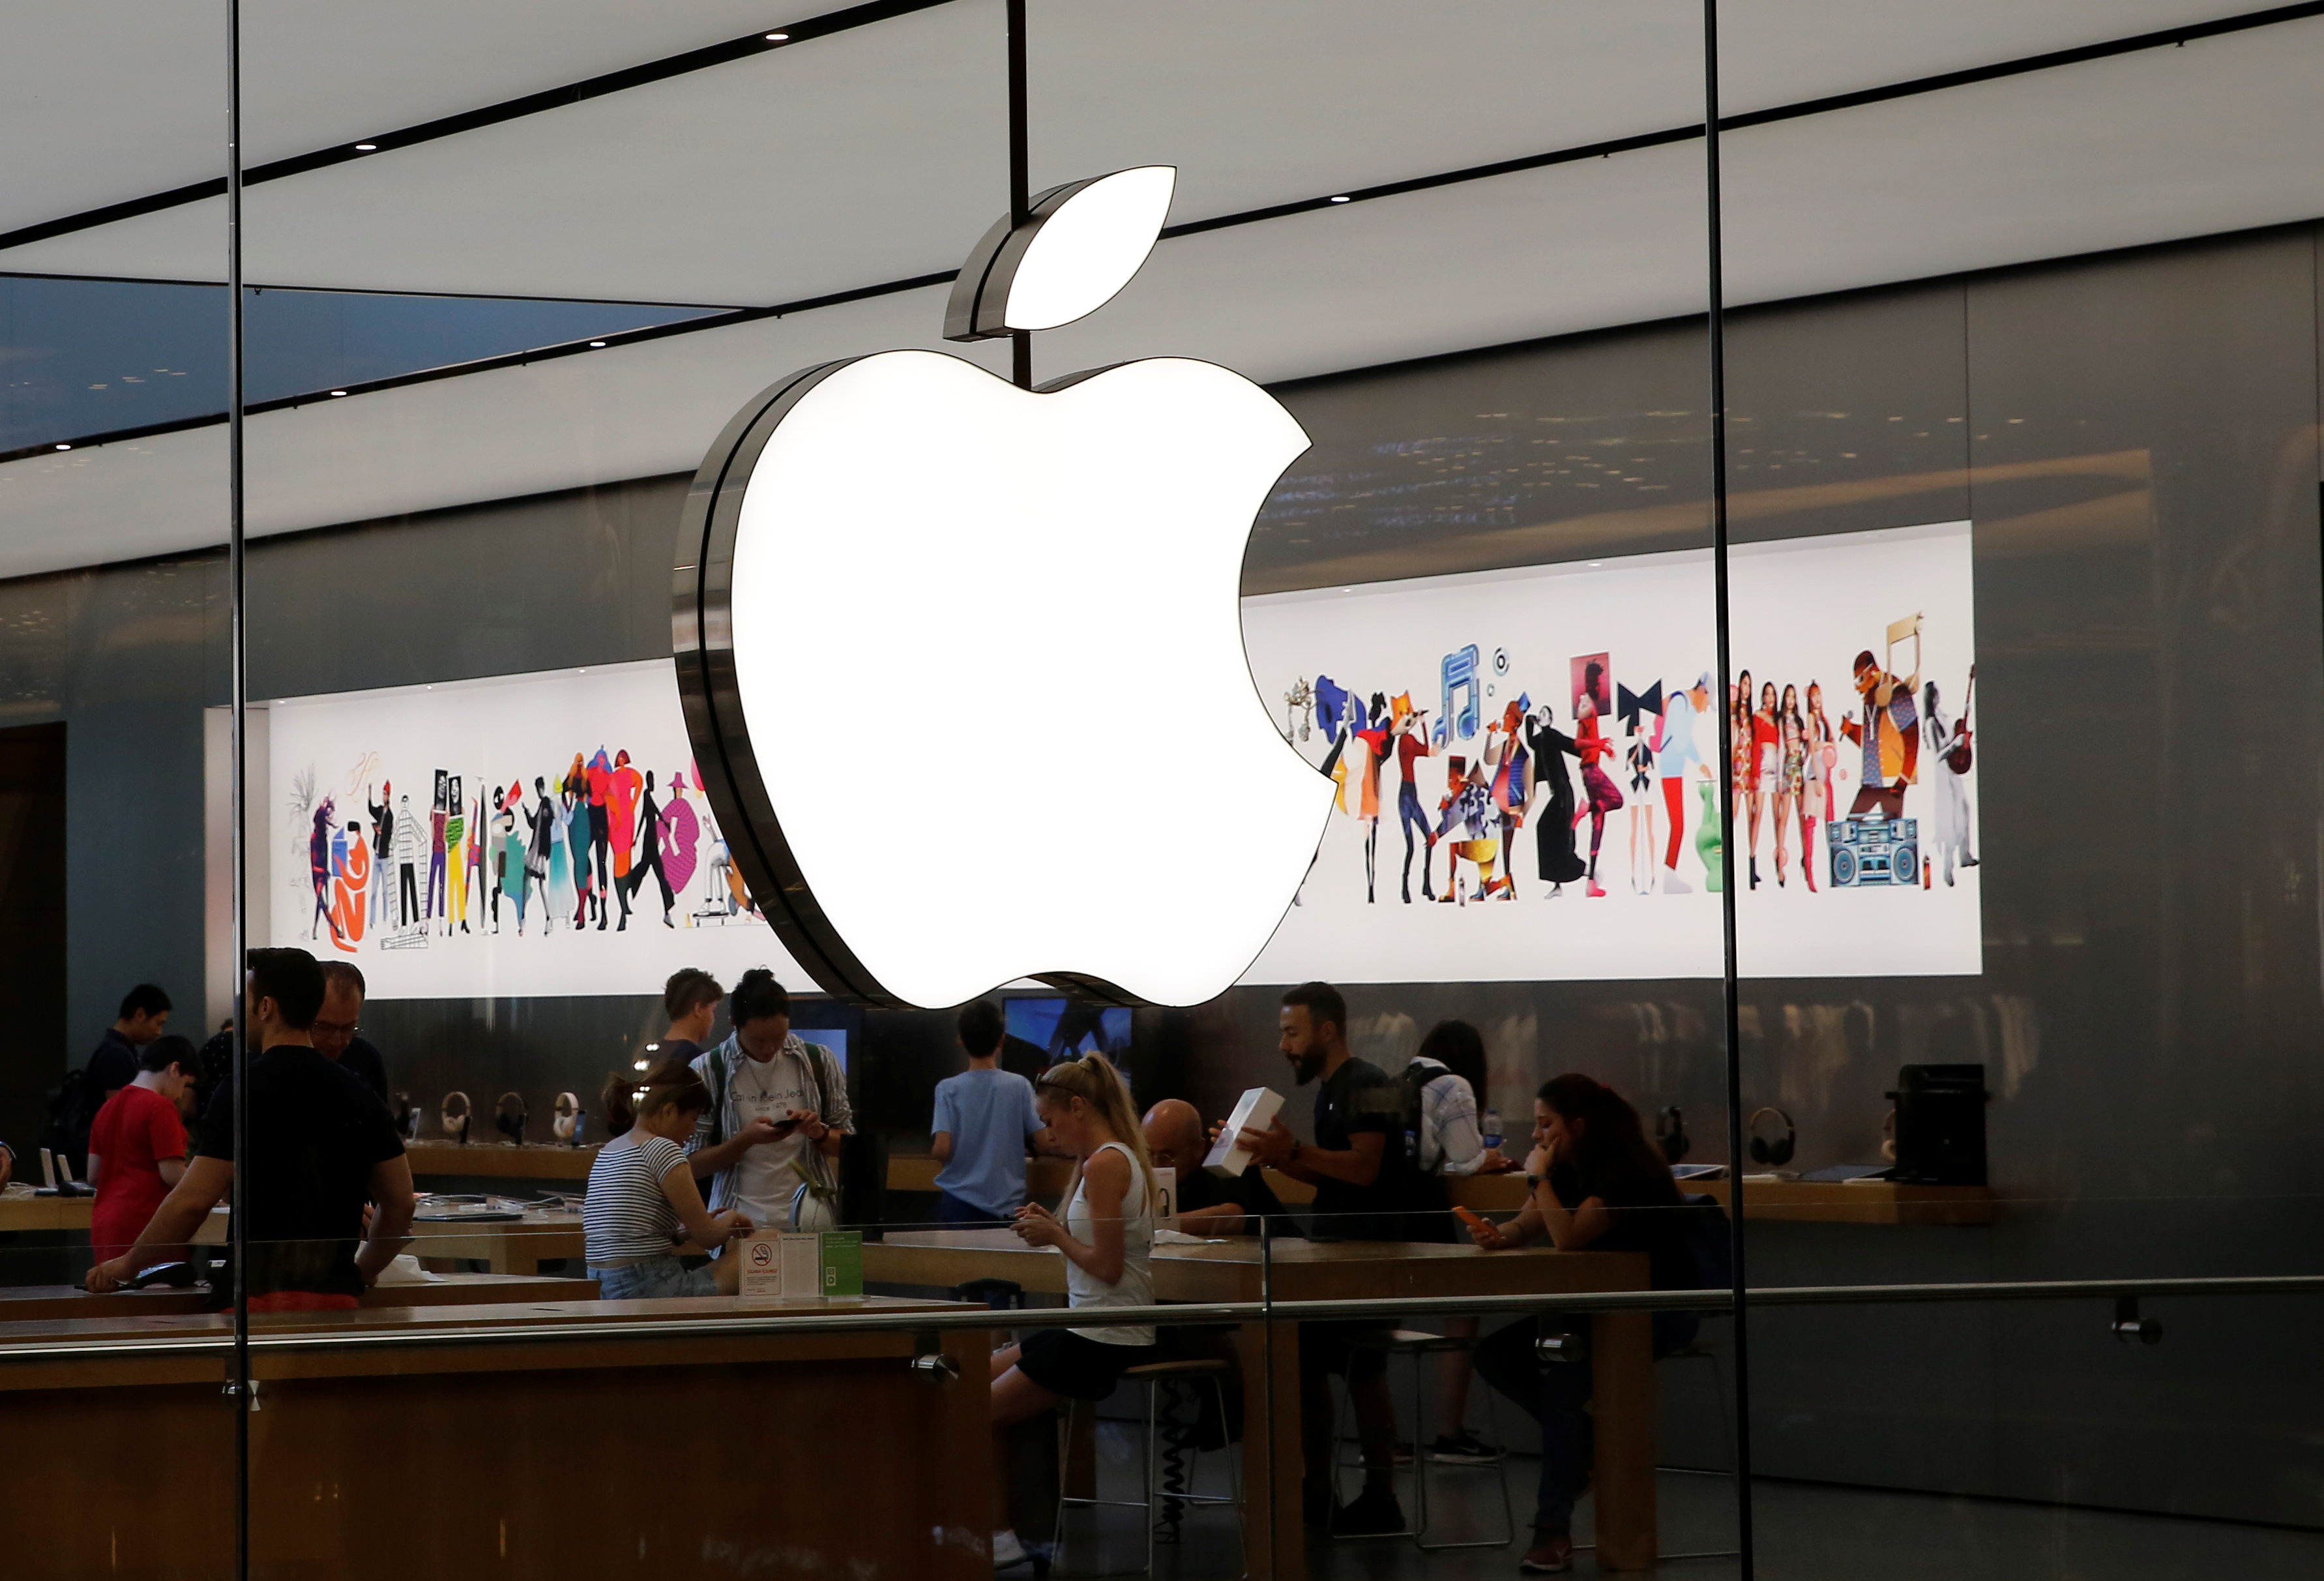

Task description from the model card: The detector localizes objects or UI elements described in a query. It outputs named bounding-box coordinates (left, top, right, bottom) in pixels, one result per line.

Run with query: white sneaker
left=991, top=1529, right=1029, bottom=1570
left=1662, top=872, right=1692, bottom=894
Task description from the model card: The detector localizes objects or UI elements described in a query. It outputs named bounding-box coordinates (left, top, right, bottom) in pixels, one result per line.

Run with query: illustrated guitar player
left=1943, top=663, right=1975, bottom=774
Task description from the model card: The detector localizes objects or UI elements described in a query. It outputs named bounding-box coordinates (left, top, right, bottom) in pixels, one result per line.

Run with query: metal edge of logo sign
left=671, top=355, right=905, bottom=1008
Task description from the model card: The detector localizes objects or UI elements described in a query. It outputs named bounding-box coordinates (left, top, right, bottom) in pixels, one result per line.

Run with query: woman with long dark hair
left=1465, top=1074, right=1697, bottom=1574
left=1774, top=683, right=1804, bottom=887
left=1729, top=669, right=1757, bottom=893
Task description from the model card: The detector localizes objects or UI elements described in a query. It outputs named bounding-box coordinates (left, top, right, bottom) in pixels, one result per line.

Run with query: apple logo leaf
left=946, top=166, right=1176, bottom=342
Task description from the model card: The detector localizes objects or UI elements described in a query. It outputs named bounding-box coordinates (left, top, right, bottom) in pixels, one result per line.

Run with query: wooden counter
left=403, top=1140, right=597, bottom=1182
left=0, top=1293, right=991, bottom=1578
left=880, top=1157, right=1997, bottom=1224
left=1690, top=1176, right=1999, bottom=1225
left=867, top=1229, right=1655, bottom=1578
left=0, top=1273, right=589, bottom=1323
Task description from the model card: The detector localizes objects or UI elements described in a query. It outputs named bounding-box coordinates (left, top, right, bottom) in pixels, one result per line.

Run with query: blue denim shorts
left=589, top=1256, right=718, bottom=1301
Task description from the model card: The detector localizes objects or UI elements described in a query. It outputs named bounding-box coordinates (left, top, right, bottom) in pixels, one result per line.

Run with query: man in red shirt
left=86, top=1034, right=195, bottom=1265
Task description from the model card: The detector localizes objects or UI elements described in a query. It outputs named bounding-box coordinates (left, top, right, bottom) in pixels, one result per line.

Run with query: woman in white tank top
left=984, top=1054, right=1160, bottom=1570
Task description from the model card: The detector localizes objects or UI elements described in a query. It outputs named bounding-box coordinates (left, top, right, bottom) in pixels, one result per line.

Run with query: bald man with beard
left=1142, top=1099, right=1295, bottom=1239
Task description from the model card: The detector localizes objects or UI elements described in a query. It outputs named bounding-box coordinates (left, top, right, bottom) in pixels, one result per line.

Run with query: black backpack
left=37, top=1067, right=102, bottom=1170
left=1395, top=1059, right=1444, bottom=1177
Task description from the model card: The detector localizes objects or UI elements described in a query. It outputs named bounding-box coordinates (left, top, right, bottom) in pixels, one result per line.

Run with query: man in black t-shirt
left=63, top=984, right=173, bottom=1175
left=1231, top=982, right=1410, bottom=1536
left=85, top=948, right=413, bottom=1307
left=313, top=962, right=390, bottom=1104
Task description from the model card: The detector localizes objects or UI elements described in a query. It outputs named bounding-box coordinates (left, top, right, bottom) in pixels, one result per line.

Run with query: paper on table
left=373, top=1254, right=443, bottom=1286
left=1155, top=1229, right=1225, bottom=1245
left=1201, top=1087, right=1284, bottom=1176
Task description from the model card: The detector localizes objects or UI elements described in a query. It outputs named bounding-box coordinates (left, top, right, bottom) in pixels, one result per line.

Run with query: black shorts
left=1016, top=1328, right=1158, bottom=1400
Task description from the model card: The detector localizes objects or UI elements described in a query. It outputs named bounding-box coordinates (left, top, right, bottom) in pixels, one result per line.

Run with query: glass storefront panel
left=12, top=6, right=2324, bottom=1579
left=0, top=5, right=238, bottom=1575
left=1723, top=3, right=2324, bottom=1575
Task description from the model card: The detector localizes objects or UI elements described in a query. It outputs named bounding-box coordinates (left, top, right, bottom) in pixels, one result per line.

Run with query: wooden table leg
left=1235, top=1316, right=1306, bottom=1581
left=1591, top=1308, right=1657, bottom=1570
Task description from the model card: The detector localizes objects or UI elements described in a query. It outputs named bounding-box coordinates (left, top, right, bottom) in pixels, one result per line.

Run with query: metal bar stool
left=1052, top=1357, right=1242, bottom=1578
left=1328, top=1329, right=1515, bottom=1551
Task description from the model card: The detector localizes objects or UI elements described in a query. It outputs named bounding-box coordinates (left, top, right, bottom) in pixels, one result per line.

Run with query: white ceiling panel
left=3, top=2, right=2268, bottom=300
left=1716, top=16, right=2324, bottom=306
left=0, top=1, right=812, bottom=235
left=4, top=3, right=2321, bottom=583
left=0, top=286, right=1009, bottom=581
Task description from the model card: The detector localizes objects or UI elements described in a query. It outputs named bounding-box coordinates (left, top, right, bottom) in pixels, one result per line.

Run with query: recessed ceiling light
left=589, top=340, right=606, bottom=348
left=765, top=31, right=789, bottom=40
left=1328, top=195, right=1351, bottom=203
left=353, top=143, right=377, bottom=152
left=329, top=389, right=347, bottom=397
left=54, top=443, right=71, bottom=451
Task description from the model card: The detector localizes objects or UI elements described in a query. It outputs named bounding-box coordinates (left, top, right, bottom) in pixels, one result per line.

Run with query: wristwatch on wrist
left=1524, top=1170, right=1542, bottom=1189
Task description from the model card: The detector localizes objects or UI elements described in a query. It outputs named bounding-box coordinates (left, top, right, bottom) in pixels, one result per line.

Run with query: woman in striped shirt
left=583, top=1061, right=752, bottom=1299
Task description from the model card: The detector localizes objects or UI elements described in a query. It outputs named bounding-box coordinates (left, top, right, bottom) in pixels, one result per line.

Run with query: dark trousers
left=1473, top=1318, right=1593, bottom=1532
left=935, top=1190, right=1010, bottom=1228
left=1473, top=1311, right=1700, bottom=1533
left=627, top=839, right=671, bottom=913
left=1299, top=1320, right=1390, bottom=1494
left=1849, top=784, right=1906, bottom=820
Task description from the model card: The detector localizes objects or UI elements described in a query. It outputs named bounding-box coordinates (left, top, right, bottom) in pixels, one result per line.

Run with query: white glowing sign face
left=1001, top=165, right=1175, bottom=331
left=678, top=166, right=1332, bottom=1008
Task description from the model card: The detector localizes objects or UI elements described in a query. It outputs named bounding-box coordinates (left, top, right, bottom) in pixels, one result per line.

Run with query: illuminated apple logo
left=674, top=166, right=1331, bottom=1009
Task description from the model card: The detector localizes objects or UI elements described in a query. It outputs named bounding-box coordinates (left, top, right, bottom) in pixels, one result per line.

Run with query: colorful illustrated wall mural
left=269, top=661, right=804, bottom=999
left=1239, top=520, right=1980, bottom=981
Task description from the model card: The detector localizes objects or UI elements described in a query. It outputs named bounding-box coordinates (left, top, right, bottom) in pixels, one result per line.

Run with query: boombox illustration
left=1827, top=814, right=1919, bottom=889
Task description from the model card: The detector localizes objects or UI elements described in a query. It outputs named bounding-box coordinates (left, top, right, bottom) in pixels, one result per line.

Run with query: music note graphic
left=1437, top=645, right=1482, bottom=746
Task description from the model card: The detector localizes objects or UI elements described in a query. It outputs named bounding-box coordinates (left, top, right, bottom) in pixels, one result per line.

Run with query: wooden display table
left=403, top=1140, right=597, bottom=1182
left=1254, top=1168, right=1998, bottom=1223
left=1690, top=1176, right=1999, bottom=1225
left=0, top=1273, right=590, bottom=1322
left=407, top=1207, right=594, bottom=1273
left=0, top=1293, right=990, bottom=1579
left=866, top=1228, right=1655, bottom=1578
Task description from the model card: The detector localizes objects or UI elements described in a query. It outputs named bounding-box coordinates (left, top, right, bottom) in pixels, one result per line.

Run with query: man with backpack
left=46, top=984, right=172, bottom=1176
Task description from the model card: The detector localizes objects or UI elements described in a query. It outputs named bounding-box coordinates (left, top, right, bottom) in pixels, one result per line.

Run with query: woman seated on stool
left=583, top=1061, right=752, bottom=1299
left=1467, top=1074, right=1694, bottom=1576
left=988, top=1054, right=1160, bottom=1571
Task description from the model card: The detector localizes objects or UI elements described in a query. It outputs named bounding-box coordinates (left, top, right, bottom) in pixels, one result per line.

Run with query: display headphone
left=1746, top=1106, right=1796, bottom=1168
left=441, top=1090, right=471, bottom=1144
left=1655, top=1106, right=1690, bottom=1164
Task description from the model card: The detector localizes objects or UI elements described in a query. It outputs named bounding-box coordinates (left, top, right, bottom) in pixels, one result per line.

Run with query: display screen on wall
left=1006, top=998, right=1134, bottom=1062
left=1238, top=520, right=1980, bottom=981
left=267, top=660, right=806, bottom=999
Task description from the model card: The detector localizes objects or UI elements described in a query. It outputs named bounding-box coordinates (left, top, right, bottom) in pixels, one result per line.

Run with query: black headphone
left=1655, top=1106, right=1690, bottom=1164
left=1746, top=1106, right=1795, bottom=1167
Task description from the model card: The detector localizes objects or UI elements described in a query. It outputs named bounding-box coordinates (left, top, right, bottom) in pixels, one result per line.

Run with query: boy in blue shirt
left=931, top=1000, right=1050, bottom=1226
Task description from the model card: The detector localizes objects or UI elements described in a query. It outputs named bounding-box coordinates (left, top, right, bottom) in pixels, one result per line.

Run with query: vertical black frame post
left=1005, top=0, right=1031, bottom=389
left=224, top=1, right=252, bottom=1578
left=1701, top=3, right=1756, bottom=1574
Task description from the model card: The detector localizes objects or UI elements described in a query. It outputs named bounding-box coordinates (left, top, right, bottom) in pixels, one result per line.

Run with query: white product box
left=1201, top=1087, right=1285, bottom=1177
